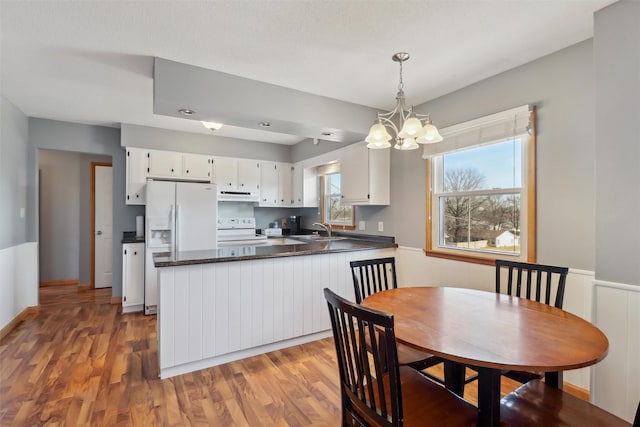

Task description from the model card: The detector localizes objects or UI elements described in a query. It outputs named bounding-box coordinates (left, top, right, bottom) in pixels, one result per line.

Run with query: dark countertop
left=153, top=236, right=397, bottom=267
left=122, top=231, right=145, bottom=244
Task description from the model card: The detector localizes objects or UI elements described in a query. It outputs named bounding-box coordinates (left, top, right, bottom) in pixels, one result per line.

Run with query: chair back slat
left=325, top=288, right=402, bottom=427
left=350, top=257, right=397, bottom=304
left=496, top=260, right=569, bottom=308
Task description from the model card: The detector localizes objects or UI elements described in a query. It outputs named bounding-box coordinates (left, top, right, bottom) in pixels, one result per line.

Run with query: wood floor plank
left=0, top=284, right=590, bottom=426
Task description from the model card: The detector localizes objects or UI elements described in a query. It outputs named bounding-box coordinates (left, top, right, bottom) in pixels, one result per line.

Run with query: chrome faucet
left=312, top=222, right=332, bottom=238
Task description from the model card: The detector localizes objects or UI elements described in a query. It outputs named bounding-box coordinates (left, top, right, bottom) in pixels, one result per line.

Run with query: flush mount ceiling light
left=202, top=121, right=223, bottom=131
left=259, top=121, right=272, bottom=127
left=365, top=52, right=443, bottom=150
left=178, top=108, right=195, bottom=116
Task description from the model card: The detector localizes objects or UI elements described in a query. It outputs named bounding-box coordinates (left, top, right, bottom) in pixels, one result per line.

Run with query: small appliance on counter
left=217, top=218, right=268, bottom=246
left=288, top=215, right=302, bottom=235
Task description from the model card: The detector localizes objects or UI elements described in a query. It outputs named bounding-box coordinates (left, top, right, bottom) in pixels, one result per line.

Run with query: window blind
left=422, top=105, right=532, bottom=159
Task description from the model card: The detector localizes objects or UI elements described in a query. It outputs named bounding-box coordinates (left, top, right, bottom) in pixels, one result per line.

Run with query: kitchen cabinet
left=148, top=150, right=181, bottom=179
left=260, top=161, right=279, bottom=206
left=259, top=161, right=293, bottom=207
left=291, top=162, right=303, bottom=207
left=126, top=148, right=148, bottom=205
left=278, top=162, right=292, bottom=206
left=213, top=157, right=260, bottom=192
left=340, top=142, right=390, bottom=205
left=122, top=242, right=144, bottom=313
left=182, top=153, right=213, bottom=181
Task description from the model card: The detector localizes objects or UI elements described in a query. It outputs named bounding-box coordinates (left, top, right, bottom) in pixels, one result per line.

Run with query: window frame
left=425, top=108, right=537, bottom=266
left=320, top=174, right=356, bottom=230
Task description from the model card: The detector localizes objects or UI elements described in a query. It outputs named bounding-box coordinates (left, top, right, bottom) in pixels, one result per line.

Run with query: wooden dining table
left=361, top=286, right=609, bottom=427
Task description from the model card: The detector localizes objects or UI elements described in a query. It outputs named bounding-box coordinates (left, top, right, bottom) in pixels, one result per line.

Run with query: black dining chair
left=323, top=288, right=478, bottom=427
left=349, top=257, right=444, bottom=376
left=496, top=259, right=569, bottom=384
left=500, top=379, right=639, bottom=427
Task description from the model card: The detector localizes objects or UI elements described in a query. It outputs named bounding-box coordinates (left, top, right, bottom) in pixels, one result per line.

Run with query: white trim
left=593, top=279, right=640, bottom=292
left=160, top=330, right=332, bottom=379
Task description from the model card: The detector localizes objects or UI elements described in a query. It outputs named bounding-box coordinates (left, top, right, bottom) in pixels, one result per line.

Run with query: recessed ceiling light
left=259, top=122, right=272, bottom=127
left=179, top=108, right=195, bottom=116
left=202, top=121, right=223, bottom=131
left=321, top=132, right=332, bottom=136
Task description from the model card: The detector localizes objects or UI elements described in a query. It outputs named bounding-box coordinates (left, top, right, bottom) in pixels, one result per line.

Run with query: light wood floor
left=0, top=285, right=583, bottom=426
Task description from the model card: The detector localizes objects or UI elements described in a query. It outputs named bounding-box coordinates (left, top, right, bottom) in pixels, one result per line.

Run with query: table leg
left=476, top=367, right=501, bottom=427
left=443, top=360, right=465, bottom=396
left=545, top=371, right=563, bottom=389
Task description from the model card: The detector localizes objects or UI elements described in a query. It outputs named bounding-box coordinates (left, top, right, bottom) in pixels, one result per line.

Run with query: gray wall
left=29, top=119, right=144, bottom=296
left=594, top=0, right=640, bottom=284
left=321, top=40, right=597, bottom=271
left=0, top=96, right=29, bottom=250
left=38, top=150, right=111, bottom=284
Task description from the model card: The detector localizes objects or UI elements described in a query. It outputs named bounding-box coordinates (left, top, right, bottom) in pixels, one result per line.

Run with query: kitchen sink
left=265, top=237, right=310, bottom=246
left=290, top=235, right=349, bottom=242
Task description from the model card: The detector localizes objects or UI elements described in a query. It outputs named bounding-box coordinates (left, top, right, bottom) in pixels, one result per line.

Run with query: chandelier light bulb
left=398, top=117, right=425, bottom=139
left=365, top=122, right=392, bottom=144
left=417, top=123, right=444, bottom=143
left=394, top=137, right=419, bottom=150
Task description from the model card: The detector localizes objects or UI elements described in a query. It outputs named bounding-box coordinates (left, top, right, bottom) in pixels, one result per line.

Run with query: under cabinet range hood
left=217, top=189, right=260, bottom=202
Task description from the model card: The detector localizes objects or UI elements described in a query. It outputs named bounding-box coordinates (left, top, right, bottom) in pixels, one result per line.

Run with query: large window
left=321, top=173, right=355, bottom=229
left=425, top=106, right=536, bottom=265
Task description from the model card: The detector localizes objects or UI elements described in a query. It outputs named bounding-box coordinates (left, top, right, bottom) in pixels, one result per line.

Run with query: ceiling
left=0, top=0, right=616, bottom=146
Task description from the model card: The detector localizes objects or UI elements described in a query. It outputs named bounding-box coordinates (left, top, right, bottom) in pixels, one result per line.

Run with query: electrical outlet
left=359, top=221, right=366, bottom=231
left=378, top=221, right=384, bottom=232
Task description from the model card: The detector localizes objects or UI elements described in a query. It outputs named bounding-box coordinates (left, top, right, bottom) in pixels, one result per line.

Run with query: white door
left=94, top=165, right=113, bottom=288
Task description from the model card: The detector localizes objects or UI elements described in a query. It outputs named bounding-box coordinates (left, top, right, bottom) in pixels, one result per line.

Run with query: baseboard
left=110, top=296, right=122, bottom=305
left=0, top=306, right=38, bottom=341
left=39, top=278, right=79, bottom=287
left=564, top=381, right=590, bottom=401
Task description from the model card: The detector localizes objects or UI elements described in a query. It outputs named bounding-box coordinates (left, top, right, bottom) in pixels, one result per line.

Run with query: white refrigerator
left=145, top=180, right=218, bottom=315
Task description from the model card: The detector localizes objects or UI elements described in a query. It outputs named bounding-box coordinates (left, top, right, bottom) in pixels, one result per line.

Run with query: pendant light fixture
left=365, top=52, right=443, bottom=150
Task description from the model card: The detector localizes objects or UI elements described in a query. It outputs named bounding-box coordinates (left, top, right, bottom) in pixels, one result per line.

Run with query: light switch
left=378, top=221, right=384, bottom=232
left=359, top=221, right=366, bottom=231
left=20, top=207, right=25, bottom=218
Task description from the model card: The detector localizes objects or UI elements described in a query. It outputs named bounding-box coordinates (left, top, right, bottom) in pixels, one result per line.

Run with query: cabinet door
left=214, top=157, right=238, bottom=190
left=148, top=150, right=181, bottom=178
left=126, top=148, right=148, bottom=205
left=340, top=142, right=370, bottom=204
left=182, top=153, right=212, bottom=181
left=123, top=243, right=144, bottom=310
left=260, top=161, right=279, bottom=206
left=291, top=162, right=303, bottom=207
left=278, top=163, right=292, bottom=206
left=238, top=159, right=260, bottom=191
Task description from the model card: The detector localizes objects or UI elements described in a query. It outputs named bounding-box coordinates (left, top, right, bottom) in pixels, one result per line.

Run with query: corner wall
left=0, top=96, right=37, bottom=331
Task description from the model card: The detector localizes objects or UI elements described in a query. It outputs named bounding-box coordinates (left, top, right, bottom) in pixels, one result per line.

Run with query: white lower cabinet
left=122, top=243, right=144, bottom=313
left=157, top=248, right=395, bottom=378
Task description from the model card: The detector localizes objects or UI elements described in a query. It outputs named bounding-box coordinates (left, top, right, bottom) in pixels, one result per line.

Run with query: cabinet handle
left=171, top=168, right=174, bottom=172
left=241, top=183, right=244, bottom=187
left=134, top=251, right=137, bottom=255
left=136, top=194, right=139, bottom=198
left=186, top=170, right=189, bottom=173
left=263, top=198, right=267, bottom=202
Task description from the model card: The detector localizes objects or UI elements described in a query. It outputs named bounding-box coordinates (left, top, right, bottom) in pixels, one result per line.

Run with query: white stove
left=216, top=218, right=268, bottom=246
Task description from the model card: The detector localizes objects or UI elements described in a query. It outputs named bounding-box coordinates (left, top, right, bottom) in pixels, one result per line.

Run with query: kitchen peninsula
left=155, top=235, right=397, bottom=378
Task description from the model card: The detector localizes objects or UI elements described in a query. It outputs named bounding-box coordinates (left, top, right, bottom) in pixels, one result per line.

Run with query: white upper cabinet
left=213, top=157, right=238, bottom=190
left=278, top=162, right=292, bottom=206
left=291, top=162, right=303, bottom=207
left=340, top=142, right=390, bottom=206
left=260, top=161, right=279, bottom=206
left=237, top=159, right=261, bottom=192
left=126, top=148, right=148, bottom=205
left=182, top=153, right=213, bottom=181
left=148, top=150, right=181, bottom=178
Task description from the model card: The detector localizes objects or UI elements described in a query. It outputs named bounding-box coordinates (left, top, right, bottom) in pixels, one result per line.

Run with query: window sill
left=423, top=248, right=527, bottom=266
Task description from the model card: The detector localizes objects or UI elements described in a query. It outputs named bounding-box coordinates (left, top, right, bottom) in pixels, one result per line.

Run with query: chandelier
left=365, top=52, right=443, bottom=150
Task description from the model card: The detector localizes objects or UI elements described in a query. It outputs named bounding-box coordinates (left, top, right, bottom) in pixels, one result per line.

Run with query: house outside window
left=425, top=106, right=536, bottom=265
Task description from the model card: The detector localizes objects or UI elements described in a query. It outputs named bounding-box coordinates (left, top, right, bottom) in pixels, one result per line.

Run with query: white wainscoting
left=592, top=280, right=640, bottom=423
left=0, top=242, right=39, bottom=330
left=158, top=248, right=394, bottom=378
left=395, top=246, right=595, bottom=390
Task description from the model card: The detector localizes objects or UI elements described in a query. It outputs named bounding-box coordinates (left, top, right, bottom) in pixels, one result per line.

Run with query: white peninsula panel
left=158, top=248, right=394, bottom=378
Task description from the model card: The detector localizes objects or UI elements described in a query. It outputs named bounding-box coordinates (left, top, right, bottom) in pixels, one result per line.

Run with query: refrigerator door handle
left=175, top=204, right=180, bottom=254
